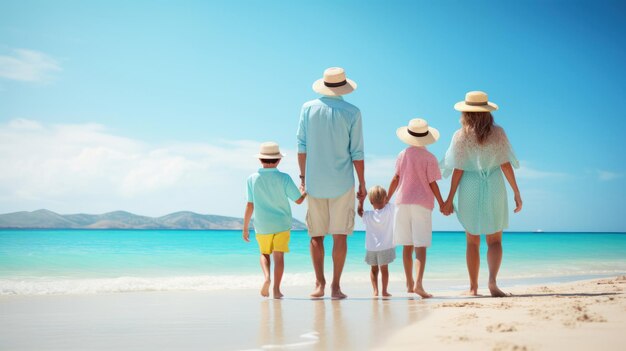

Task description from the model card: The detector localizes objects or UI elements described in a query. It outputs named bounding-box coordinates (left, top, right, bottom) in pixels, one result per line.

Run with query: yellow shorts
left=256, top=230, right=290, bottom=254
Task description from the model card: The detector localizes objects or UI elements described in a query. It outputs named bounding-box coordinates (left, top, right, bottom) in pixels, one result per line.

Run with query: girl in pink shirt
left=387, top=118, right=444, bottom=298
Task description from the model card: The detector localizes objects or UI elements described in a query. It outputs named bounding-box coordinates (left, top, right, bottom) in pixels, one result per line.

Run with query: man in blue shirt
left=297, top=67, right=366, bottom=299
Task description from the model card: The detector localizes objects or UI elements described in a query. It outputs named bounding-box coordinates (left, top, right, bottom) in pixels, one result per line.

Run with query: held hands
left=357, top=200, right=364, bottom=217
left=440, top=199, right=454, bottom=216
left=513, top=192, right=523, bottom=213
left=357, top=183, right=367, bottom=202
left=242, top=228, right=250, bottom=242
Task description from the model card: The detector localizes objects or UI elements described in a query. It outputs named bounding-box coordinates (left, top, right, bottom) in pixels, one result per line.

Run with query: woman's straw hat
left=454, top=91, right=499, bottom=112
left=396, top=118, right=440, bottom=147
left=256, top=142, right=285, bottom=159
left=312, top=67, right=357, bottom=96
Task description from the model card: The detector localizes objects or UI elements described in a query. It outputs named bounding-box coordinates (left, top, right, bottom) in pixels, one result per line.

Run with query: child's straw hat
left=396, top=118, right=440, bottom=147
left=256, top=142, right=285, bottom=159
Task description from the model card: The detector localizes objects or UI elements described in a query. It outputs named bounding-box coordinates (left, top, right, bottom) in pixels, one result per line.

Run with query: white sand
left=1, top=277, right=624, bottom=350
left=377, top=276, right=626, bottom=351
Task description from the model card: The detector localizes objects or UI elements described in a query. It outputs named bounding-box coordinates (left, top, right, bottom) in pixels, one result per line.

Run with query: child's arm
left=442, top=169, right=464, bottom=215
left=501, top=162, right=522, bottom=213
left=387, top=173, right=400, bottom=202
left=429, top=181, right=444, bottom=209
left=242, top=202, right=254, bottom=242
left=295, top=191, right=307, bottom=205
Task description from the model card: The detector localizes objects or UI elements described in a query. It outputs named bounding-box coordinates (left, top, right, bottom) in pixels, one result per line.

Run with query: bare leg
left=273, top=251, right=284, bottom=299
left=331, top=234, right=348, bottom=299
left=260, top=254, right=271, bottom=297
left=310, top=236, right=326, bottom=298
left=370, top=265, right=379, bottom=296
left=380, top=265, right=391, bottom=297
left=413, top=247, right=432, bottom=298
left=465, top=232, right=481, bottom=296
left=402, top=245, right=414, bottom=292
left=486, top=231, right=509, bottom=297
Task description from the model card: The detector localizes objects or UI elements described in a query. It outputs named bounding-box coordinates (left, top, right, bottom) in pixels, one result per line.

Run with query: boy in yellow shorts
left=243, top=142, right=307, bottom=298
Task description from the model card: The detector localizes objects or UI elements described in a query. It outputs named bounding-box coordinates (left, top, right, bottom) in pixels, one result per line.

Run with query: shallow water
left=0, top=230, right=624, bottom=294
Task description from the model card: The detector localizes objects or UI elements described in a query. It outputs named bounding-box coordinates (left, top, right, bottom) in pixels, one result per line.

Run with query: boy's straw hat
left=454, top=91, right=499, bottom=112
left=396, top=118, right=440, bottom=147
left=256, top=142, right=285, bottom=159
left=312, top=67, right=357, bottom=96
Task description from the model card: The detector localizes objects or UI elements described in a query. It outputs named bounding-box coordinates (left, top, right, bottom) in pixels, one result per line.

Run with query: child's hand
left=441, top=200, right=454, bottom=216
left=242, top=228, right=250, bottom=242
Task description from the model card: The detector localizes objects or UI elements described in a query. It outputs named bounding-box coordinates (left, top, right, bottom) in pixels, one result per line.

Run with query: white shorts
left=306, top=187, right=355, bottom=237
left=394, top=204, right=432, bottom=248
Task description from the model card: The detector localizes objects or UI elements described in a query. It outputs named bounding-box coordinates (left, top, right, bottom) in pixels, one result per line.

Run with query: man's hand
left=357, top=183, right=367, bottom=202
left=242, top=228, right=250, bottom=242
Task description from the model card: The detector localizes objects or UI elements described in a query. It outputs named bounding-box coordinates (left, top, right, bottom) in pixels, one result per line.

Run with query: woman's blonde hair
left=368, top=185, right=387, bottom=204
left=461, top=111, right=494, bottom=144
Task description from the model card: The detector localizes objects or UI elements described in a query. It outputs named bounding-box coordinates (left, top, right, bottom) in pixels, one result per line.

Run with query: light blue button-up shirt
left=247, top=168, right=301, bottom=234
left=296, top=96, right=364, bottom=198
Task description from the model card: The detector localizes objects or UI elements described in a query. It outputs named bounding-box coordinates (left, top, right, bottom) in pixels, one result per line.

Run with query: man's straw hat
left=396, top=118, right=440, bottom=147
left=454, top=91, right=499, bottom=112
left=312, top=67, right=357, bottom=96
left=256, top=142, right=285, bottom=159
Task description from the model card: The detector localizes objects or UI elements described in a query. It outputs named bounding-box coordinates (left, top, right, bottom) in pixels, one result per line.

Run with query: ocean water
left=0, top=230, right=625, bottom=295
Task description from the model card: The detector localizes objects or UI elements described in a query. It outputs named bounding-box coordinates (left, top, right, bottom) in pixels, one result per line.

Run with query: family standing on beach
left=243, top=67, right=523, bottom=300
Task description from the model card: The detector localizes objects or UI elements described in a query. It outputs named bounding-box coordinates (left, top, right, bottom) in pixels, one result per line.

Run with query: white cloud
left=0, top=49, right=61, bottom=82
left=0, top=119, right=300, bottom=217
left=516, top=161, right=566, bottom=180
left=596, top=170, right=623, bottom=181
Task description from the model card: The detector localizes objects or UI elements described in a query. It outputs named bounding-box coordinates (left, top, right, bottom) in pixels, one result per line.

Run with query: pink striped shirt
left=394, top=146, right=442, bottom=210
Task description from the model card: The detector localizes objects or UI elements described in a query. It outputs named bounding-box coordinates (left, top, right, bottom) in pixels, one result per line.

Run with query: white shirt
left=362, top=203, right=395, bottom=251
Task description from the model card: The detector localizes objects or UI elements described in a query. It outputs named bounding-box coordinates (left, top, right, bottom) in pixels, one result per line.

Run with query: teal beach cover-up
left=440, top=125, right=519, bottom=235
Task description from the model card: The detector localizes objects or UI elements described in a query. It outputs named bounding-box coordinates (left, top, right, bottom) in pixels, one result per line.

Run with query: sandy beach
left=0, top=276, right=623, bottom=350
left=378, top=276, right=626, bottom=351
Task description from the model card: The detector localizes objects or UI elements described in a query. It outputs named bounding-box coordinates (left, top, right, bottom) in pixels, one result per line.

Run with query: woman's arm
left=442, top=169, right=464, bottom=215
left=501, top=162, right=522, bottom=213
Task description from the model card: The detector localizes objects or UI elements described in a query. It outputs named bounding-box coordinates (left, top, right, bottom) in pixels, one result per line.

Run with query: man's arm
left=298, top=153, right=306, bottom=190
left=353, top=159, right=366, bottom=202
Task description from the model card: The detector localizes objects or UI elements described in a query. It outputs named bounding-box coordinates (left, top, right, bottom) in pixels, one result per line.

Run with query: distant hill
left=0, top=209, right=307, bottom=230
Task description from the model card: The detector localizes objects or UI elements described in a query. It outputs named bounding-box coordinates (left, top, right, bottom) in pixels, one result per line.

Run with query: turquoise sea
left=0, top=230, right=625, bottom=295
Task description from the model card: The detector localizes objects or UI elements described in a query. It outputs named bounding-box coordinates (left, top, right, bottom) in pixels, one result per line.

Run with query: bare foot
left=373, top=289, right=379, bottom=297
left=462, top=289, right=482, bottom=297
left=273, top=288, right=284, bottom=299
left=331, top=286, right=347, bottom=299
left=310, top=282, right=325, bottom=298
left=261, top=280, right=271, bottom=297
left=413, top=284, right=433, bottom=299
left=406, top=280, right=415, bottom=293
left=382, top=291, right=392, bottom=297
left=489, top=282, right=511, bottom=297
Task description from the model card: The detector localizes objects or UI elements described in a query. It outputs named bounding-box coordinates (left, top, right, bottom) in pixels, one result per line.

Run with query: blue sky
left=1, top=0, right=625, bottom=231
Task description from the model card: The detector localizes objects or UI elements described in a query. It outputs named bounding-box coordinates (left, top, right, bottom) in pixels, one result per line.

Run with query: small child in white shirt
left=358, top=185, right=396, bottom=297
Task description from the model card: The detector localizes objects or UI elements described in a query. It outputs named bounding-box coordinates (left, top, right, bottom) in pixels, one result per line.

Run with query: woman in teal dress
left=441, top=91, right=523, bottom=297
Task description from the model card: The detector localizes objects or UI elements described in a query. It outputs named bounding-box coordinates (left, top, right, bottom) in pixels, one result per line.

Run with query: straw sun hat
left=256, top=142, right=285, bottom=159
left=396, top=118, right=440, bottom=147
left=312, top=67, right=357, bottom=96
left=454, top=91, right=499, bottom=112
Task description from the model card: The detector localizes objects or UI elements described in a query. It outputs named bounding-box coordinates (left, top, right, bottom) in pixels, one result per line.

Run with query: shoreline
left=1, top=276, right=624, bottom=350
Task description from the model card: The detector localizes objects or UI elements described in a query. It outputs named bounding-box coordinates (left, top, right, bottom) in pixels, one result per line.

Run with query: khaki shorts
left=306, top=187, right=355, bottom=237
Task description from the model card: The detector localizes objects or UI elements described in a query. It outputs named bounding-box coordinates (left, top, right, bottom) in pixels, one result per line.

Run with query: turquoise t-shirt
left=247, top=168, right=301, bottom=234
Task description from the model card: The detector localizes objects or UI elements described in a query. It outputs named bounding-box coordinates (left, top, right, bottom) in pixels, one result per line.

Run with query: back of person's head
left=368, top=185, right=387, bottom=205
left=259, top=158, right=280, bottom=165
left=461, top=111, right=494, bottom=144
